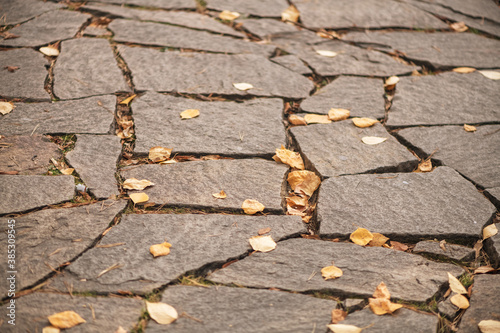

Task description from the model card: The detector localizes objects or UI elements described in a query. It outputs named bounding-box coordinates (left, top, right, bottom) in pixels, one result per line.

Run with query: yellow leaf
left=464, top=124, right=477, bottom=132
left=219, top=10, right=240, bottom=21
left=39, top=46, right=60, bottom=56
left=328, top=108, right=350, bottom=121
left=304, top=114, right=332, bottom=124
left=0, top=101, right=15, bottom=115
left=368, top=298, right=403, bottom=315
left=287, top=170, right=321, bottom=197
left=129, top=192, right=149, bottom=204
left=361, top=136, right=387, bottom=145
left=281, top=4, right=300, bottom=23
left=352, top=118, right=378, bottom=128
left=288, top=114, right=307, bottom=125
left=60, top=168, right=74, bottom=175
left=43, top=327, right=61, bottom=333
left=212, top=190, right=227, bottom=199
left=272, top=145, right=305, bottom=170
left=331, top=309, right=347, bottom=324
left=327, top=324, right=363, bottom=333
left=447, top=272, right=468, bottom=294
left=384, top=76, right=399, bottom=89
left=316, top=50, right=338, bottom=57
left=478, top=320, right=500, bottom=333
left=478, top=70, right=500, bottom=80
left=450, top=293, right=469, bottom=309
left=249, top=235, right=276, bottom=252
left=123, top=178, right=155, bottom=190
left=48, top=311, right=86, bottom=329
left=119, top=94, right=137, bottom=105
left=372, top=282, right=391, bottom=300
left=149, top=146, right=173, bottom=162
left=180, top=109, right=200, bottom=119
left=350, top=228, right=374, bottom=246
left=367, top=233, right=389, bottom=247
left=146, top=301, right=178, bottom=325
left=418, top=159, right=432, bottom=172
left=452, top=67, right=476, bottom=74
left=242, top=199, right=265, bottom=214
left=483, top=224, right=498, bottom=240
left=233, top=82, right=254, bottom=91
left=150, top=241, right=172, bottom=257
left=321, top=265, right=343, bottom=280
left=450, top=21, right=468, bottom=32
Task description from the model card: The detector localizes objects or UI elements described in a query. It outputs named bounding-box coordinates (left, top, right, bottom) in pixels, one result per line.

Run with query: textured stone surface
left=0, top=200, right=125, bottom=293
left=148, top=286, right=334, bottom=333
left=109, top=19, right=273, bottom=56
left=398, top=125, right=500, bottom=188
left=238, top=18, right=298, bottom=37
left=0, top=10, right=89, bottom=47
left=458, top=274, right=500, bottom=332
left=0, top=0, right=63, bottom=25
left=54, top=38, right=129, bottom=99
left=0, top=135, right=60, bottom=175
left=388, top=72, right=500, bottom=126
left=271, top=55, right=312, bottom=75
left=0, top=95, right=115, bottom=135
left=87, top=0, right=196, bottom=9
left=0, top=48, right=49, bottom=100
left=206, top=0, right=289, bottom=17
left=53, top=214, right=304, bottom=294
left=301, top=76, right=385, bottom=118
left=66, top=135, right=121, bottom=198
left=291, top=121, right=417, bottom=177
left=0, top=175, right=74, bottom=214
left=0, top=292, right=143, bottom=332
left=317, top=167, right=496, bottom=238
left=121, top=159, right=287, bottom=211
left=208, top=238, right=463, bottom=302
left=413, top=240, right=475, bottom=261
left=133, top=92, right=285, bottom=155
left=119, top=46, right=313, bottom=98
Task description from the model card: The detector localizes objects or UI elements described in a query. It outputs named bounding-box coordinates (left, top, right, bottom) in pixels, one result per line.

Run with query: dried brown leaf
left=350, top=228, right=374, bottom=246
left=48, top=311, right=86, bottom=329
left=273, top=145, right=305, bottom=169
left=328, top=108, right=350, bottom=121
left=242, top=199, right=265, bottom=214
left=150, top=241, right=172, bottom=258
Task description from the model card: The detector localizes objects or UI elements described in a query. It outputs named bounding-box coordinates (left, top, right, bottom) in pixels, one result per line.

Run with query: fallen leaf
left=114, top=327, right=127, bottom=333
left=447, top=272, right=468, bottom=294
left=372, top=282, right=391, bottom=300
left=328, top=108, right=350, bottom=121
left=258, top=227, right=271, bottom=235
left=281, top=4, right=300, bottom=23
left=483, top=224, right=498, bottom=240
left=418, top=159, right=432, bottom=172
left=149, top=146, right=173, bottom=162
left=390, top=241, right=408, bottom=251
left=352, top=118, right=378, bottom=128
left=180, top=109, right=200, bottom=119
left=48, top=311, right=86, bottom=329
left=233, top=82, right=254, bottom=91
left=39, top=46, right=60, bottom=56
left=368, top=298, right=403, bottom=315
left=478, top=320, right=500, bottom=333
left=384, top=76, right=399, bottom=89
left=288, top=114, right=307, bottom=125
left=219, top=10, right=240, bottom=21
left=453, top=67, right=476, bottom=74
left=287, top=170, right=321, bottom=197
left=212, top=190, right=227, bottom=199
left=331, top=309, right=347, bottom=324
left=242, top=199, right=265, bottom=214
left=474, top=266, right=496, bottom=274
left=146, top=301, right=178, bottom=325
left=367, top=233, right=389, bottom=247
left=316, top=50, right=338, bottom=57
left=43, top=327, right=61, bottom=333
left=304, top=114, right=332, bottom=124
left=119, top=94, right=137, bottom=105
left=273, top=145, right=305, bottom=169
left=123, top=178, right=154, bottom=190
left=60, top=168, right=74, bottom=175
left=439, top=239, right=447, bottom=251
left=327, top=324, right=363, bottom=333
left=0, top=101, right=15, bottom=115
left=478, top=70, right=500, bottom=80
left=150, top=241, right=172, bottom=257
left=321, top=265, right=343, bottom=280
left=450, top=293, right=469, bottom=309
left=361, top=136, right=387, bottom=145
left=464, top=124, right=477, bottom=132
left=450, top=21, right=468, bottom=32
left=286, top=195, right=308, bottom=207
left=129, top=192, right=149, bottom=204
left=249, top=235, right=276, bottom=252
left=350, top=228, right=374, bottom=246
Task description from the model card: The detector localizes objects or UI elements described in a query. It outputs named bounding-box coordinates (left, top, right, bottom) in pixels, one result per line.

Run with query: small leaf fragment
left=321, top=265, right=343, bottom=280
left=450, top=293, right=469, bottom=309
left=316, top=50, right=338, bottom=57
left=149, top=146, right=173, bottom=162
left=273, top=145, right=305, bottom=169
left=150, top=241, right=172, bottom=258
left=281, top=4, right=300, bottom=23
left=478, top=320, right=500, bottom=333
left=146, top=301, right=178, bottom=325
left=242, top=199, right=265, bottom=214
left=180, top=109, right=200, bottom=119
left=447, top=272, right=468, bottom=294
left=39, top=46, right=60, bottom=56
left=327, top=324, right=363, bottom=333
left=219, top=10, right=240, bottom=21
left=288, top=114, right=307, bottom=125
left=483, top=224, right=498, bottom=240
left=450, top=21, right=468, bottom=32
left=331, top=309, right=347, bottom=324
left=212, top=190, right=227, bottom=199
left=119, top=94, right=137, bottom=105
left=129, top=192, right=149, bottom=204
left=123, top=178, right=154, bottom=190
left=287, top=170, right=321, bottom=197
left=478, top=70, right=500, bottom=80
left=0, top=101, right=15, bottom=115
left=304, top=114, right=332, bottom=124
left=350, top=228, right=374, bottom=246
left=352, top=117, right=378, bottom=128
left=464, top=124, right=477, bottom=132
left=249, top=235, right=276, bottom=252
left=453, top=67, right=476, bottom=74
left=328, top=108, right=350, bottom=121
left=48, top=311, right=86, bottom=329
left=233, top=82, right=254, bottom=91
left=361, top=136, right=387, bottom=145
left=367, top=233, right=389, bottom=247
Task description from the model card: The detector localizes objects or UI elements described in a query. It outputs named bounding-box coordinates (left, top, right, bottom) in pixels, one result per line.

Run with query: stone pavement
left=0, top=0, right=499, bottom=332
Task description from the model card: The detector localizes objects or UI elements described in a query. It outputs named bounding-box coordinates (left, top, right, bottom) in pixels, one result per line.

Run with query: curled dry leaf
left=212, top=190, right=227, bottom=199
left=242, top=199, right=265, bottom=214
left=43, top=327, right=61, bottom=333
left=367, top=233, right=389, bottom=247
left=233, top=82, right=254, bottom=91
left=119, top=94, right=137, bottom=106
left=149, top=146, right=173, bottom=162
left=352, top=118, right=378, bottom=128
left=464, top=124, right=477, bottom=132
left=0, top=101, right=15, bottom=115
left=350, top=228, right=374, bottom=246
left=150, top=241, right=172, bottom=257
left=483, top=224, right=498, bottom=240
left=478, top=70, right=500, bottom=80
left=180, top=109, right=200, bottom=119
left=123, top=178, right=154, bottom=190
left=48, top=311, right=86, bottom=329
left=281, top=4, right=300, bottom=23
left=39, top=46, right=60, bottom=56
left=249, top=235, right=276, bottom=252
left=450, top=21, right=468, bottom=32
left=418, top=159, right=432, bottom=172
left=273, top=145, right=305, bottom=170
left=447, top=272, right=468, bottom=294
left=328, top=108, right=350, bottom=121
left=331, top=309, right=347, bottom=324
left=219, top=10, right=240, bottom=21
left=287, top=170, right=321, bottom=197
left=384, top=76, right=399, bottom=89
left=361, top=136, right=387, bottom=145
left=478, top=320, right=500, bottom=333
left=129, top=192, right=149, bottom=204
left=146, top=301, right=178, bottom=325
left=321, top=265, right=343, bottom=280
left=450, top=293, right=469, bottom=309
left=289, top=114, right=307, bottom=125
left=390, top=241, right=408, bottom=251
left=327, top=324, right=363, bottom=333
left=453, top=67, right=476, bottom=74
left=316, top=50, right=338, bottom=57
left=304, top=114, right=332, bottom=124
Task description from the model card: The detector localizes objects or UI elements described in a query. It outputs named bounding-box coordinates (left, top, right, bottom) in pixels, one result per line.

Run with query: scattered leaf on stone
left=474, top=266, right=496, bottom=274
left=287, top=170, right=321, bottom=197
left=350, top=228, right=374, bottom=246
left=361, top=136, right=387, bottom=145
left=219, top=10, right=240, bottom=21
left=119, top=94, right=137, bottom=106
left=331, top=309, right=347, bottom=324
left=450, top=21, right=468, bottom=32
left=129, top=192, right=149, bottom=204
left=328, top=108, right=350, bottom=121
left=0, top=101, right=15, bottom=115
left=483, top=224, right=498, bottom=240
left=123, top=178, right=155, bottom=190
left=316, top=50, right=338, bottom=57
left=478, top=320, right=500, bottom=333
left=447, top=272, right=468, bottom=294
left=478, top=70, right=500, bottom=80
left=352, top=117, right=378, bottom=128
left=233, top=82, right=254, bottom=91
left=273, top=145, right=305, bottom=169
left=180, top=109, right=200, bottom=119
left=452, top=67, right=476, bottom=74
left=258, top=227, right=271, bottom=235
left=384, top=76, right=399, bottom=89
left=48, top=311, right=86, bottom=329
left=418, top=159, right=432, bottom=172
left=39, top=45, right=60, bottom=56
left=43, top=327, right=61, bottom=333
left=304, top=114, right=332, bottom=124
left=281, top=4, right=300, bottom=23
left=212, top=190, right=227, bottom=199
left=327, top=324, right=363, bottom=333
left=249, top=235, right=276, bottom=252
left=150, top=241, right=172, bottom=258
left=367, top=233, right=389, bottom=247
left=464, top=124, right=477, bottom=132
left=389, top=241, right=408, bottom=251
left=242, top=199, right=265, bottom=214
left=450, top=293, right=469, bottom=309
left=146, top=301, right=178, bottom=325
left=369, top=282, right=403, bottom=315
left=289, top=114, right=307, bottom=125
left=60, top=168, right=74, bottom=175
left=149, top=146, right=173, bottom=162
left=321, top=265, right=343, bottom=280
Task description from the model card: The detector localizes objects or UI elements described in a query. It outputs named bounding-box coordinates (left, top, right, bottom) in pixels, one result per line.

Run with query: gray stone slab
left=458, top=274, right=500, bottom=333
left=87, top=0, right=196, bottom=9
left=397, top=125, right=500, bottom=188
left=0, top=292, right=143, bottom=332
left=0, top=135, right=60, bottom=175
left=413, top=240, right=475, bottom=261
left=206, top=0, right=289, bottom=17
left=271, top=55, right=312, bottom=75
left=341, top=308, right=438, bottom=333
left=296, top=0, right=447, bottom=29
left=119, top=46, right=313, bottom=98
left=318, top=167, right=496, bottom=238
left=0, top=0, right=63, bottom=25
left=388, top=72, right=500, bottom=127
left=133, top=92, right=285, bottom=155
left=109, top=19, right=273, bottom=56
left=121, top=159, right=287, bottom=211
left=0, top=10, right=90, bottom=47
left=347, top=31, right=500, bottom=69
left=54, top=38, right=129, bottom=99
left=301, top=76, right=385, bottom=119
left=237, top=18, right=298, bottom=38
left=148, top=286, right=334, bottom=333
left=208, top=238, right=464, bottom=302
left=53, top=214, right=304, bottom=294
left=290, top=121, right=417, bottom=177
left=0, top=95, right=116, bottom=135
left=0, top=200, right=125, bottom=294
left=0, top=48, right=49, bottom=100
left=66, top=135, right=121, bottom=198
left=0, top=175, right=74, bottom=214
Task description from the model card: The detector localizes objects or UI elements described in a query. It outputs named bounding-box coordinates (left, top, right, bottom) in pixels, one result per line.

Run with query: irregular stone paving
left=317, top=167, right=496, bottom=237
left=148, top=286, right=335, bottom=332
left=133, top=92, right=285, bottom=155
left=0, top=0, right=63, bottom=25
left=66, top=135, right=122, bottom=198
left=121, top=159, right=287, bottom=211
left=397, top=125, right=500, bottom=188
left=0, top=175, right=74, bottom=214
left=388, top=72, right=500, bottom=126
left=413, top=240, right=475, bottom=262
left=291, top=121, right=417, bottom=177
left=87, top=0, right=196, bottom=9
left=0, top=292, right=144, bottom=332
left=51, top=214, right=304, bottom=294
left=0, top=200, right=125, bottom=294
left=206, top=0, right=289, bottom=17
left=0, top=95, right=116, bottom=135
left=208, top=238, right=464, bottom=302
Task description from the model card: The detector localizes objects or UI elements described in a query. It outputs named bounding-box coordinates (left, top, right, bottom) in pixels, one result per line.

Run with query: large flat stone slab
left=318, top=167, right=496, bottom=238
left=413, top=240, right=475, bottom=261
left=0, top=200, right=125, bottom=294
left=291, top=121, right=417, bottom=177
left=119, top=46, right=314, bottom=98
left=300, top=76, right=385, bottom=119
left=208, top=238, right=464, bottom=302
left=0, top=95, right=116, bottom=135
left=0, top=292, right=143, bottom=332
left=121, top=159, right=287, bottom=211
left=52, top=214, right=304, bottom=294
left=87, top=0, right=196, bottom=9
left=0, top=0, right=63, bottom=25
left=148, top=286, right=334, bottom=333
left=133, top=92, right=285, bottom=155
left=0, top=10, right=90, bottom=47
left=54, top=38, right=129, bottom=99
left=66, top=135, right=121, bottom=198
left=206, top=0, right=289, bottom=17
left=0, top=175, right=74, bottom=214
left=397, top=125, right=500, bottom=188
left=0, top=48, right=49, bottom=100
left=388, top=72, right=500, bottom=126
